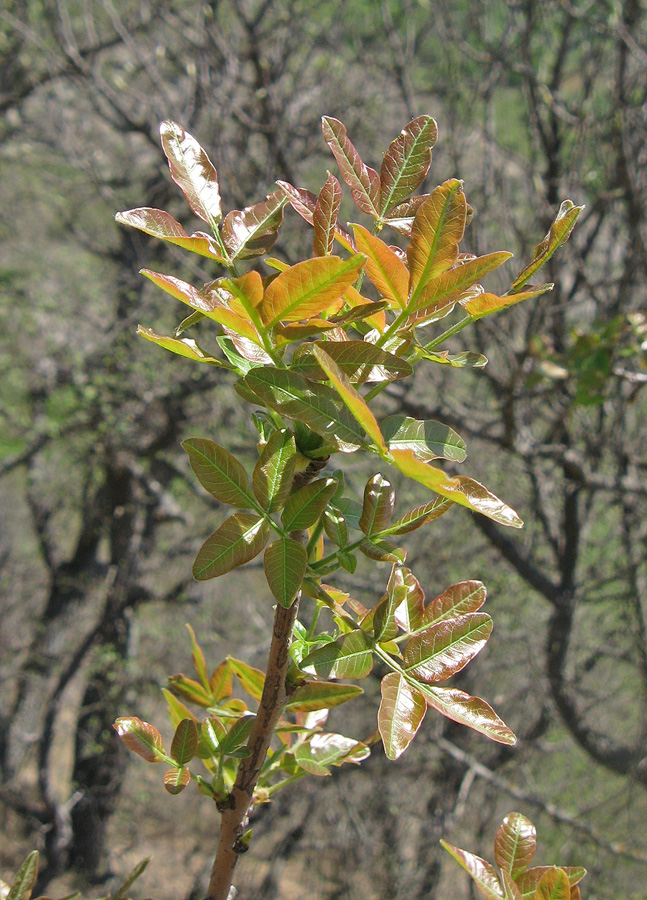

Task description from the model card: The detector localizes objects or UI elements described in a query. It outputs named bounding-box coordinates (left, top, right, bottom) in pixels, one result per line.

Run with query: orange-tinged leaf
left=193, top=513, right=270, bottom=580
left=167, top=674, right=213, bottom=707
left=515, top=867, right=586, bottom=900
left=209, top=660, right=233, bottom=702
left=535, top=868, right=571, bottom=900
left=440, top=841, right=504, bottom=900
left=163, top=766, right=191, bottom=795
left=340, top=283, right=386, bottom=331
left=312, top=345, right=387, bottom=452
left=408, top=180, right=466, bottom=299
left=262, top=255, right=365, bottom=327
left=278, top=180, right=355, bottom=249
left=420, top=685, right=516, bottom=744
left=221, top=188, right=287, bottom=260
left=404, top=613, right=492, bottom=683
left=291, top=341, right=411, bottom=384
left=160, top=120, right=222, bottom=224
left=314, top=172, right=342, bottom=256
left=170, top=718, right=198, bottom=765
left=114, top=717, right=165, bottom=762
left=284, top=681, right=363, bottom=712
left=423, top=581, right=487, bottom=627
left=378, top=672, right=427, bottom=760
left=135, top=326, right=229, bottom=367
left=141, top=268, right=215, bottom=314
left=513, top=200, right=583, bottom=290
left=227, top=657, right=266, bottom=701
left=501, top=871, right=524, bottom=900
left=322, top=116, right=380, bottom=216
left=379, top=115, right=438, bottom=214
left=384, top=193, right=431, bottom=236
left=162, top=688, right=198, bottom=728
left=353, top=224, right=409, bottom=308
left=494, top=813, right=536, bottom=879
left=461, top=283, right=553, bottom=318
left=115, top=208, right=226, bottom=260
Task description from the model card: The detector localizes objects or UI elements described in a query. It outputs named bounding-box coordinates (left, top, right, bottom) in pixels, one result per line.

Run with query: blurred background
left=1, top=1, right=647, bottom=898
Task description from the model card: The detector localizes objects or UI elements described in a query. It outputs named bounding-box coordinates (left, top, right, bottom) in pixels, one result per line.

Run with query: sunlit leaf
left=423, top=581, right=487, bottom=627
left=221, top=188, right=287, bottom=260
left=209, top=661, right=233, bottom=702
left=160, top=120, right=222, bottom=224
left=494, top=813, right=536, bottom=879
left=170, top=718, right=198, bottom=765
left=7, top=852, right=38, bottom=900
left=116, top=208, right=226, bottom=260
left=404, top=613, right=492, bottom=683
left=341, top=283, right=386, bottom=331
left=535, top=868, right=571, bottom=900
left=407, top=180, right=466, bottom=300
left=421, top=685, right=516, bottom=744
left=264, top=538, right=308, bottom=607
left=301, top=630, right=374, bottom=679
left=461, top=283, right=553, bottom=318
left=167, top=674, right=213, bottom=707
left=277, top=180, right=355, bottom=249
left=312, top=345, right=387, bottom=452
left=501, top=871, right=524, bottom=900
left=193, top=513, right=271, bottom=580
left=515, top=868, right=586, bottom=900
left=261, top=255, right=365, bottom=327
left=284, top=681, right=363, bottom=712
left=353, top=224, right=409, bottom=308
left=421, top=348, right=488, bottom=368
left=385, top=497, right=454, bottom=535
left=513, top=201, right=583, bottom=290
left=227, top=658, right=265, bottom=701
left=378, top=672, right=426, bottom=760
left=282, top=478, right=337, bottom=532
left=217, top=715, right=255, bottom=758
left=313, top=172, right=342, bottom=257
left=440, top=841, right=504, bottom=900
left=245, top=367, right=365, bottom=452
left=379, top=115, right=438, bottom=214
left=163, top=766, right=191, bottom=795
left=182, top=438, right=257, bottom=509
left=162, top=688, right=198, bottom=729
left=321, top=116, right=380, bottom=216
left=215, top=271, right=264, bottom=323
left=384, top=193, right=430, bottom=236
left=382, top=415, right=466, bottom=463
left=114, top=717, right=165, bottom=762
left=198, top=716, right=227, bottom=758
left=253, top=428, right=296, bottom=512
left=295, top=732, right=370, bottom=776
left=392, top=568, right=425, bottom=632
left=359, top=473, right=395, bottom=535
left=292, top=341, right=411, bottom=383
left=322, top=507, right=348, bottom=546
left=136, top=326, right=228, bottom=366
left=359, top=537, right=406, bottom=563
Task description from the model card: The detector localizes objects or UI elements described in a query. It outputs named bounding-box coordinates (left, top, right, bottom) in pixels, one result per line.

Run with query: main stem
left=205, top=596, right=299, bottom=900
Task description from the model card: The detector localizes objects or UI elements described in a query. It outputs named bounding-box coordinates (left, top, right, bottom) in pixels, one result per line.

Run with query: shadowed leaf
left=404, top=613, right=492, bottom=683
left=384, top=193, right=431, bottom=235
left=7, top=852, right=38, bottom=900
left=136, top=326, right=228, bottom=366
left=392, top=568, right=426, bottom=632
left=313, top=172, right=342, bottom=256
left=302, top=630, right=374, bottom=679
left=295, top=732, right=370, bottom=776
left=378, top=672, right=427, bottom=760
left=359, top=473, right=395, bottom=535
left=513, top=201, right=583, bottom=290
left=285, top=681, right=363, bottom=712
left=440, top=841, right=504, bottom=900
left=217, top=715, right=255, bottom=758
left=193, top=513, right=270, bottom=580
left=353, top=224, right=410, bottom=308
left=171, top=718, right=198, bottom=765
left=182, top=438, right=256, bottom=509
left=221, top=189, right=287, bottom=260
left=515, top=868, right=586, bottom=900
left=114, top=717, right=165, bottom=762
left=322, top=116, right=380, bottom=216
left=382, top=415, right=466, bottom=462
left=160, top=120, right=222, bottom=224
left=292, top=341, right=411, bottom=383
left=116, top=208, right=226, bottom=260
left=421, top=685, right=516, bottom=744
left=163, top=688, right=198, bottom=729
left=253, top=429, right=296, bottom=512
left=379, top=115, right=438, bottom=214
left=277, top=180, right=355, bottom=248
left=264, top=538, right=308, bottom=608
left=163, top=766, right=191, bottom=795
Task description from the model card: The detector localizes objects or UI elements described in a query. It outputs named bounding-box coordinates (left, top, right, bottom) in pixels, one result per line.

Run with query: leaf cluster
left=0, top=853, right=150, bottom=900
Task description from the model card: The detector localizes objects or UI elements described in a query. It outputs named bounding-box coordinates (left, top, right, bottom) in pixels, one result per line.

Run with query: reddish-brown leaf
left=115, top=208, right=226, bottom=260
left=378, top=672, right=427, bottom=760
left=379, top=116, right=438, bottom=214
left=160, top=120, right=222, bottom=224
left=421, top=685, right=516, bottom=744
left=353, top=224, right=410, bottom=308
left=494, top=813, right=536, bottom=879
left=221, top=188, right=287, bottom=260
left=407, top=179, right=467, bottom=299
left=313, top=172, right=342, bottom=257
left=322, top=117, right=381, bottom=217
left=423, top=581, right=487, bottom=627
left=404, top=613, right=492, bottom=683
left=114, top=717, right=165, bottom=762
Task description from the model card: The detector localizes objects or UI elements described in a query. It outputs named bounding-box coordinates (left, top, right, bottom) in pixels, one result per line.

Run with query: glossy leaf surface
left=440, top=842, right=504, bottom=900
left=322, top=116, right=380, bottom=216
left=136, top=326, right=226, bottom=366
left=378, top=672, right=427, bottom=760
left=382, top=414, right=466, bottom=462
left=461, top=283, right=553, bottom=318
left=421, top=685, right=516, bottom=744
left=513, top=201, right=583, bottom=290
left=301, top=630, right=374, bottom=679
left=494, top=812, right=536, bottom=879
left=227, top=658, right=265, bottom=701
left=193, top=513, right=270, bottom=581
left=170, top=718, right=198, bottom=765
left=404, top=613, right=492, bottom=683
left=160, top=120, right=222, bottom=224
left=295, top=732, right=370, bottom=776
left=281, top=478, right=337, bottom=531
left=379, top=115, right=437, bottom=214
left=285, top=681, right=363, bottom=712
left=253, top=428, right=296, bottom=512
left=407, top=179, right=467, bottom=298
left=392, top=568, right=426, bottom=632
left=163, top=766, right=191, bottom=795
left=501, top=871, right=524, bottom=900
left=114, top=716, right=165, bottom=762
left=353, top=224, right=409, bottom=308
left=292, top=341, right=411, bottom=383
left=115, top=208, right=225, bottom=260
left=182, top=438, right=256, bottom=509
left=515, top=868, right=586, bottom=900
left=313, top=172, right=342, bottom=256
left=359, top=473, right=395, bottom=535
left=221, top=189, right=287, bottom=260
left=423, top=581, right=487, bottom=627
left=386, top=497, right=454, bottom=535
left=264, top=538, right=308, bottom=608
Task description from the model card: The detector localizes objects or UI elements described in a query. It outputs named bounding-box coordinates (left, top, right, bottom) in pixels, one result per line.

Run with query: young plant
left=114, top=116, right=582, bottom=899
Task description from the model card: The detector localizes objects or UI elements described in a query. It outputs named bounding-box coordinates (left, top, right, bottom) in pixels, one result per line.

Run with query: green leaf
left=209, top=660, right=233, bottom=701
left=420, top=685, right=516, bottom=744
left=253, top=428, right=296, bottom=512
left=494, top=813, right=536, bottom=880
left=384, top=497, right=454, bottom=535
left=221, top=188, right=287, bottom=260
left=313, top=172, right=342, bottom=257
left=261, top=255, right=365, bottom=327
left=163, top=766, right=191, bottom=795
left=440, top=841, right=504, bottom=900
left=284, top=681, right=363, bottom=712
left=359, top=537, right=406, bottom=563
left=162, top=688, right=198, bottom=729
left=301, top=630, right=374, bottom=679
left=136, top=326, right=228, bottom=366
left=515, top=868, right=586, bottom=900
left=264, top=538, right=308, bottom=607
left=323, top=507, right=348, bottom=546
left=167, top=674, right=213, bottom=707
left=295, top=732, right=370, bottom=776
left=423, top=581, right=487, bottom=627
left=512, top=200, right=583, bottom=290
left=198, top=716, right=227, bottom=758
left=378, top=672, right=427, bottom=760
left=282, top=478, right=337, bottom=532
left=7, top=852, right=38, bottom=900
left=193, top=513, right=271, bottom=580
left=404, top=613, right=492, bottom=683
left=382, top=415, right=466, bottom=463
left=291, top=341, right=412, bottom=383
left=170, top=718, right=198, bottom=765
left=461, top=283, right=553, bottom=318
left=114, top=717, right=165, bottom=762
left=217, top=715, right=255, bottom=758
left=115, top=209, right=226, bottom=260
left=379, top=115, right=438, bottom=215
left=182, top=438, right=257, bottom=509
left=359, top=473, right=395, bottom=535
left=160, top=120, right=222, bottom=225
left=111, top=857, right=151, bottom=900
left=353, top=224, right=410, bottom=308
left=321, top=116, right=380, bottom=217
left=227, top=658, right=266, bottom=701
left=534, top=869, right=571, bottom=900
left=408, top=179, right=466, bottom=300
left=421, top=348, right=488, bottom=368
left=312, top=345, right=387, bottom=452
left=245, top=367, right=365, bottom=453
left=185, top=623, right=209, bottom=690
